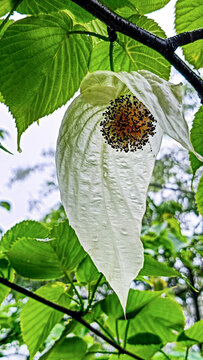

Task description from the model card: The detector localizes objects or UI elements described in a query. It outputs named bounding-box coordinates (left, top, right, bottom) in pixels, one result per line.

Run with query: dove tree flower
left=56, top=70, right=200, bottom=311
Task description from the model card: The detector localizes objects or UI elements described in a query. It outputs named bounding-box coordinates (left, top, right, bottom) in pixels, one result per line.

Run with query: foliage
left=0, top=0, right=202, bottom=359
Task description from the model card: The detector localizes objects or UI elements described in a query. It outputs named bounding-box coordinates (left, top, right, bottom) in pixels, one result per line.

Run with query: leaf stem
left=85, top=273, right=103, bottom=314
left=109, top=42, right=114, bottom=71
left=0, top=276, right=144, bottom=360
left=123, top=320, right=130, bottom=349
left=0, top=0, right=23, bottom=34
left=95, top=320, right=116, bottom=343
left=65, top=272, right=84, bottom=312
left=185, top=347, right=190, bottom=360
left=158, top=349, right=171, bottom=360
left=116, top=319, right=120, bottom=346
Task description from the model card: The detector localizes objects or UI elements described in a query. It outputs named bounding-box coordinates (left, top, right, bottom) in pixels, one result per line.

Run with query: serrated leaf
left=20, top=283, right=70, bottom=360
left=175, top=0, right=203, bottom=69
left=17, top=0, right=94, bottom=23
left=189, top=152, right=203, bottom=179
left=0, top=220, right=49, bottom=252
left=7, top=220, right=86, bottom=279
left=129, top=0, right=170, bottom=14
left=196, top=175, right=203, bottom=216
left=7, top=238, right=64, bottom=279
left=89, top=15, right=170, bottom=80
left=40, top=336, right=87, bottom=360
left=139, top=254, right=181, bottom=277
left=50, top=220, right=86, bottom=274
left=190, top=107, right=203, bottom=157
left=0, top=259, right=14, bottom=304
left=0, top=13, right=92, bottom=149
left=56, top=70, right=195, bottom=311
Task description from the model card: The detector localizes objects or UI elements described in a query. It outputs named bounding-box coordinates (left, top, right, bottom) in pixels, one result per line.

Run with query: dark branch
left=167, top=28, right=203, bottom=51
left=71, top=0, right=203, bottom=101
left=0, top=276, right=143, bottom=360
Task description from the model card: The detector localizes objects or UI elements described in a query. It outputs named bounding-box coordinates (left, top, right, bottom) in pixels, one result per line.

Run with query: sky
left=0, top=0, right=197, bottom=234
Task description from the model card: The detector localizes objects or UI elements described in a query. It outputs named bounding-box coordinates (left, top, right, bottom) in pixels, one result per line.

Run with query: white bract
left=56, top=70, right=197, bottom=311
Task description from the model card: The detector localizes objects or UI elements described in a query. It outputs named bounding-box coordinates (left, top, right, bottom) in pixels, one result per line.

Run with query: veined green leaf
left=7, top=220, right=86, bottom=279
left=139, top=254, right=181, bottom=277
left=89, top=15, right=170, bottom=80
left=101, top=0, right=170, bottom=14
left=129, top=0, right=170, bottom=14
left=190, top=106, right=203, bottom=157
left=20, top=283, right=70, bottom=360
left=0, top=220, right=49, bottom=252
left=40, top=336, right=87, bottom=360
left=175, top=0, right=203, bottom=69
left=0, top=12, right=92, bottom=149
left=17, top=0, right=94, bottom=23
left=196, top=175, right=203, bottom=216
left=56, top=70, right=195, bottom=310
left=0, top=259, right=14, bottom=304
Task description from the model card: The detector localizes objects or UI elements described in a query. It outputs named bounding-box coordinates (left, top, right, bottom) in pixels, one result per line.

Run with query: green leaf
left=7, top=238, right=64, bottom=279
left=0, top=13, right=92, bottom=149
left=127, top=332, right=162, bottom=345
left=177, top=320, right=203, bottom=345
left=0, top=259, right=14, bottom=304
left=76, top=255, right=102, bottom=285
left=0, top=220, right=50, bottom=252
left=139, top=254, right=181, bottom=277
left=40, top=336, right=87, bottom=360
left=7, top=220, right=86, bottom=279
left=0, top=0, right=16, bottom=17
left=101, top=0, right=170, bottom=14
left=56, top=70, right=193, bottom=311
left=20, top=283, right=70, bottom=360
left=196, top=175, right=203, bottom=216
left=0, top=143, right=13, bottom=154
left=129, top=0, right=170, bottom=14
left=190, top=107, right=203, bottom=157
left=175, top=0, right=203, bottom=69
left=128, top=297, right=184, bottom=343
left=189, top=152, right=203, bottom=179
left=89, top=15, right=170, bottom=80
left=17, top=0, right=94, bottom=23
left=50, top=220, right=86, bottom=274
left=0, top=201, right=11, bottom=211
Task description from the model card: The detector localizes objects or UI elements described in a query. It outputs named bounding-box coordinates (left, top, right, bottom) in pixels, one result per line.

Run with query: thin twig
left=167, top=29, right=203, bottom=50
left=71, top=0, right=203, bottom=100
left=0, top=277, right=144, bottom=360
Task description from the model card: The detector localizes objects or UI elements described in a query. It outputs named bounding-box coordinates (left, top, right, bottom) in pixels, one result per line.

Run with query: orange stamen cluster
left=100, top=94, right=157, bottom=152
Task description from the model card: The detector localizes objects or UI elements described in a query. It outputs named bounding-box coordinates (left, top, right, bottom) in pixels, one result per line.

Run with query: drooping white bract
left=56, top=70, right=195, bottom=311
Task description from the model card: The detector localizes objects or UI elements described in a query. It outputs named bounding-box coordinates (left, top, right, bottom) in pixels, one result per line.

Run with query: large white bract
left=56, top=70, right=196, bottom=311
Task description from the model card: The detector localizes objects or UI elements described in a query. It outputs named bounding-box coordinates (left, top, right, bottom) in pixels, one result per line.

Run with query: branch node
left=107, top=26, right=117, bottom=42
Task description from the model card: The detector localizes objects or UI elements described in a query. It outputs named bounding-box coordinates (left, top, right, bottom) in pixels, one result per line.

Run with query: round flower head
left=101, top=94, right=157, bottom=152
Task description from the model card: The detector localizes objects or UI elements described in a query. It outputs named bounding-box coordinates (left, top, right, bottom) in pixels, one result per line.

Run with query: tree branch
left=71, top=0, right=203, bottom=101
left=0, top=276, right=143, bottom=360
left=167, top=29, right=203, bottom=50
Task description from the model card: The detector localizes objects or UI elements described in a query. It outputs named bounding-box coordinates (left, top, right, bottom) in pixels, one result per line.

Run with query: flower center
left=100, top=94, right=157, bottom=152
